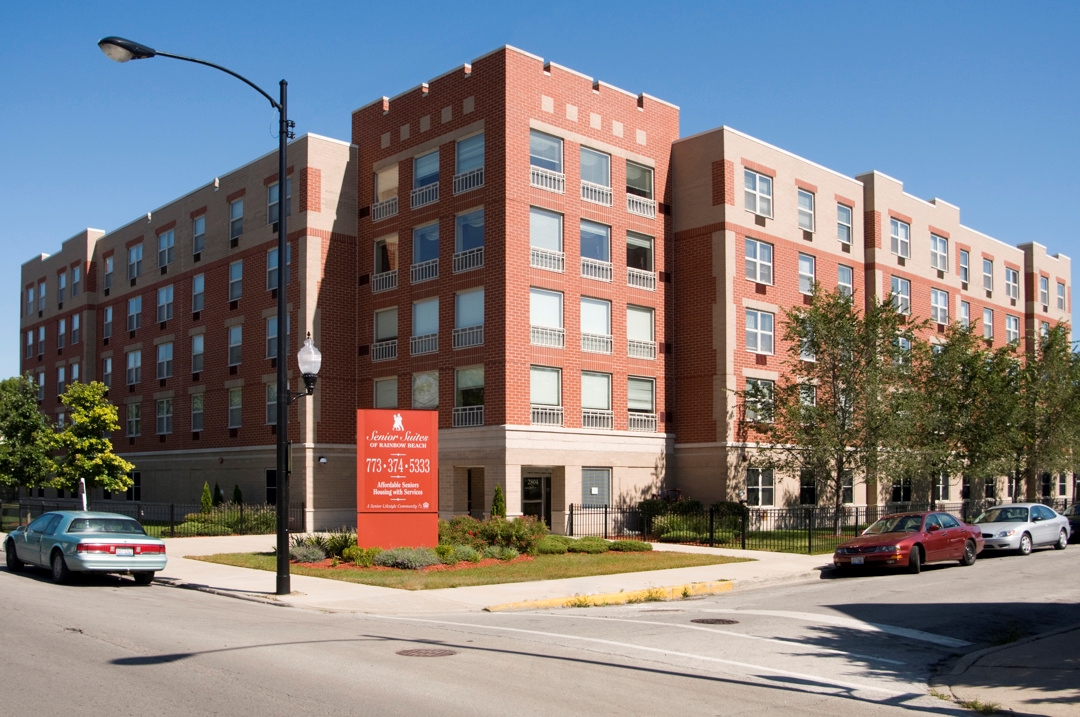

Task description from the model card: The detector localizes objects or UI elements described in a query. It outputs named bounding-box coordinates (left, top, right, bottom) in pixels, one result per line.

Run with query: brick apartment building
left=18, top=46, right=1075, bottom=530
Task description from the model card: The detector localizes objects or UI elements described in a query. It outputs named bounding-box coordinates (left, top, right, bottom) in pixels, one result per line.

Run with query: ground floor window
left=891, top=477, right=912, bottom=503
left=125, top=472, right=141, bottom=502
left=581, top=468, right=611, bottom=507
left=266, top=469, right=277, bottom=506
left=799, top=469, right=816, bottom=505
left=747, top=468, right=774, bottom=506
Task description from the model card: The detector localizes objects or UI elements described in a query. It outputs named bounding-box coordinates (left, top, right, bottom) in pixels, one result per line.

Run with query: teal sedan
left=4, top=511, right=166, bottom=585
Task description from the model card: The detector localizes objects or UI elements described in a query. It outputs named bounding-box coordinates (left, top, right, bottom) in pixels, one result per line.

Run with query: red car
left=833, top=511, right=985, bottom=574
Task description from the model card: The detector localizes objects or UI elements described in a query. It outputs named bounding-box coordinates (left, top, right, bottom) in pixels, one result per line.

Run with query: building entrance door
left=521, top=468, right=552, bottom=528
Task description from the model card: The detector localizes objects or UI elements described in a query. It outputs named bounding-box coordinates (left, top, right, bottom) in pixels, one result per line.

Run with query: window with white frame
left=375, top=164, right=399, bottom=203
left=746, top=309, right=774, bottom=354
left=744, top=169, right=772, bottom=217
left=268, top=178, right=291, bottom=225
left=58, top=271, right=67, bottom=305
left=797, top=189, right=815, bottom=231
left=455, top=133, right=484, bottom=182
left=530, top=366, right=561, bottom=407
left=745, top=238, right=773, bottom=284
left=798, top=253, right=816, bottom=294
left=799, top=383, right=817, bottom=408
left=157, top=285, right=174, bottom=323
left=959, top=300, right=971, bottom=328
left=374, top=234, right=398, bottom=274
left=581, top=371, right=611, bottom=416
left=127, top=296, right=142, bottom=331
left=71, top=314, right=80, bottom=344
left=983, top=308, right=994, bottom=339
left=102, top=358, right=111, bottom=389
left=413, top=297, right=439, bottom=342
left=1058, top=282, right=1066, bottom=311
left=529, top=130, right=562, bottom=172
left=530, top=206, right=563, bottom=266
left=228, top=325, right=242, bottom=366
left=580, top=219, right=611, bottom=264
left=890, top=218, right=910, bottom=258
left=57, top=366, right=65, bottom=396
left=627, top=231, right=653, bottom=272
left=1039, top=276, right=1049, bottom=307
left=191, top=393, right=204, bottom=432
left=414, top=150, right=439, bottom=189
left=838, top=265, right=853, bottom=298
left=746, top=468, right=774, bottom=506
left=581, top=297, right=612, bottom=353
left=192, top=215, right=206, bottom=255
left=412, top=371, right=439, bottom=410
left=267, top=245, right=291, bottom=290
left=230, top=199, right=244, bottom=239
left=455, top=208, right=484, bottom=253
left=931, top=288, right=949, bottom=324
left=627, top=305, right=654, bottom=358
left=374, top=377, right=398, bottom=408
left=266, top=316, right=278, bottom=358
left=228, top=387, right=242, bottom=428
left=58, top=319, right=66, bottom=349
left=626, top=161, right=653, bottom=199
left=1005, top=268, right=1019, bottom=300
left=126, top=403, right=141, bottom=437
left=959, top=249, right=970, bottom=283
left=103, top=306, right=112, bottom=339
left=454, top=289, right=484, bottom=344
left=266, top=383, right=277, bottom=425
left=37, top=371, right=44, bottom=401
left=1006, top=315, right=1020, bottom=343
left=1041, top=321, right=1050, bottom=337
left=454, top=366, right=483, bottom=410
left=24, top=330, right=32, bottom=359
left=156, top=398, right=172, bottom=435
left=158, top=229, right=175, bottom=268
left=156, top=342, right=173, bottom=379
left=413, top=222, right=439, bottom=265
left=192, top=274, right=205, bottom=312
left=72, top=266, right=81, bottom=296
left=530, top=288, right=563, bottom=346
left=581, top=467, right=612, bottom=506
left=930, top=234, right=948, bottom=271
left=126, top=350, right=141, bottom=385
left=37, top=326, right=44, bottom=355
left=375, top=307, right=398, bottom=343
left=70, top=362, right=79, bottom=385
left=983, top=259, right=993, bottom=291
left=891, top=276, right=911, bottom=315
left=229, top=261, right=243, bottom=301
left=580, top=147, right=611, bottom=190
left=191, top=334, right=204, bottom=373
left=26, top=286, right=34, bottom=316
left=127, top=243, right=143, bottom=280
left=745, top=378, right=774, bottom=423
left=837, top=204, right=852, bottom=244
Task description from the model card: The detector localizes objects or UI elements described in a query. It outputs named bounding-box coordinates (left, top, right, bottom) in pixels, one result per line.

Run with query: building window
left=374, top=377, right=398, bottom=408
left=1039, top=276, right=1049, bottom=307
left=228, top=325, right=242, bottom=366
left=193, top=215, right=206, bottom=255
left=230, top=199, right=244, bottom=239
left=375, top=164, right=399, bottom=203
left=745, top=238, right=774, bottom=284
left=1057, top=282, right=1066, bottom=311
left=267, top=245, right=291, bottom=290
left=580, top=220, right=611, bottom=280
left=127, top=296, right=142, bottom=332
left=412, top=371, right=439, bottom=410
left=126, top=350, right=141, bottom=385
left=127, top=243, right=143, bottom=280
left=158, top=229, right=175, bottom=268
left=889, top=218, right=910, bottom=259
left=37, top=372, right=45, bottom=401
left=412, top=222, right=440, bottom=282
left=744, top=169, right=772, bottom=217
left=959, top=249, right=970, bottom=283
left=746, top=309, right=774, bottom=355
left=983, top=259, right=993, bottom=292
left=268, top=178, right=291, bottom=225
left=58, top=271, right=67, bottom=305
left=454, top=289, right=484, bottom=348
left=102, top=358, right=112, bottom=389
left=959, top=300, right=971, bottom=329
left=374, top=305, right=398, bottom=344
left=126, top=403, right=141, bottom=437
left=229, top=260, right=243, bottom=301
left=797, top=189, right=815, bottom=231
left=37, top=279, right=47, bottom=312
left=530, top=130, right=563, bottom=172
left=628, top=376, right=655, bottom=417
left=841, top=472, right=854, bottom=504
left=157, top=285, right=174, bottom=323
left=70, top=362, right=79, bottom=384
left=191, top=334, right=205, bottom=373
left=454, top=133, right=485, bottom=193
left=529, top=288, right=564, bottom=348
left=1005, top=268, right=1019, bottom=300
left=156, top=398, right=172, bottom=435
left=71, top=314, right=80, bottom=345
left=837, top=204, right=852, bottom=244
left=412, top=298, right=439, bottom=354
left=581, top=467, right=612, bottom=506
left=228, top=387, right=242, bottom=428
left=26, top=286, right=34, bottom=316
left=798, top=253, right=815, bottom=294
left=582, top=372, right=612, bottom=429
left=192, top=274, right=205, bottom=312
left=72, top=266, right=81, bottom=297
left=531, top=366, right=562, bottom=413
left=580, top=147, right=611, bottom=204
left=58, top=319, right=66, bottom=349
left=37, top=327, right=44, bottom=356
left=891, top=276, right=911, bottom=315
left=156, top=342, right=173, bottom=379
left=1040, top=321, right=1050, bottom=337
left=800, top=469, right=816, bottom=505
left=24, top=330, right=32, bottom=359
left=529, top=206, right=564, bottom=271
left=414, top=150, right=439, bottom=188
left=374, top=233, right=399, bottom=277
left=266, top=383, right=277, bottom=425
left=1006, top=315, right=1020, bottom=344
left=103, top=307, right=112, bottom=340
left=56, top=366, right=66, bottom=396
left=745, top=378, right=774, bottom=423
left=454, top=208, right=484, bottom=272
left=746, top=468, right=774, bottom=506
left=626, top=160, right=654, bottom=211
left=983, top=308, right=994, bottom=339
left=627, top=305, right=655, bottom=359
left=454, top=366, right=484, bottom=410
left=838, top=265, right=853, bottom=298
left=103, top=257, right=113, bottom=291
left=931, top=288, right=949, bottom=324
left=930, top=234, right=948, bottom=272
left=266, top=316, right=278, bottom=358
left=581, top=297, right=612, bottom=354
left=191, top=393, right=204, bottom=432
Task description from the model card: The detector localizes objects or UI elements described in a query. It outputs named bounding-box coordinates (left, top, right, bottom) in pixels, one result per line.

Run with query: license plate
left=115, top=547, right=134, bottom=557
left=851, top=556, right=864, bottom=565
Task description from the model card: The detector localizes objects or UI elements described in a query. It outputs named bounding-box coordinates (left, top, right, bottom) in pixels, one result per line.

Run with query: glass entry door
left=521, top=469, right=552, bottom=528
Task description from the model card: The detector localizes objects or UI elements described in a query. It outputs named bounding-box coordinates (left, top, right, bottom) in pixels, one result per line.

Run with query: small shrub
left=323, top=527, right=357, bottom=559
left=434, top=544, right=458, bottom=565
left=342, top=545, right=380, bottom=567
left=290, top=544, right=326, bottom=563
left=232, top=484, right=244, bottom=504
left=330, top=556, right=340, bottom=567
left=544, top=534, right=575, bottom=547
left=668, top=499, right=704, bottom=516
left=373, top=547, right=440, bottom=570
left=658, top=530, right=701, bottom=543
left=609, top=540, right=652, bottom=552
left=710, top=501, right=749, bottom=532
left=482, top=545, right=519, bottom=560
left=212, top=482, right=225, bottom=507
left=653, top=514, right=708, bottom=537
left=200, top=482, right=213, bottom=513
left=568, top=537, right=610, bottom=554
left=439, top=515, right=484, bottom=551
left=536, top=536, right=569, bottom=554
left=637, top=499, right=669, bottom=523
left=491, top=484, right=506, bottom=518
left=439, top=515, right=548, bottom=553
left=453, top=545, right=481, bottom=563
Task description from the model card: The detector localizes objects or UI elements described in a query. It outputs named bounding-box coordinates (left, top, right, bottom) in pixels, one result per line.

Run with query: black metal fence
left=567, top=498, right=1071, bottom=555
left=0, top=499, right=305, bottom=537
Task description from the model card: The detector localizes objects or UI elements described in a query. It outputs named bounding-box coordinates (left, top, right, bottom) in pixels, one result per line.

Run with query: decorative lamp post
left=98, top=36, right=304, bottom=595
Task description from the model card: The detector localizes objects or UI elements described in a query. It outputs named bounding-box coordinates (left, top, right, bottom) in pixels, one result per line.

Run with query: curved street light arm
left=153, top=51, right=280, bottom=110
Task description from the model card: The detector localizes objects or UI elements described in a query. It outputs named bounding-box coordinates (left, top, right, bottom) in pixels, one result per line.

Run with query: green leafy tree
left=200, top=481, right=213, bottom=513
left=0, top=374, right=56, bottom=497
left=491, top=484, right=506, bottom=519
left=51, top=381, right=134, bottom=496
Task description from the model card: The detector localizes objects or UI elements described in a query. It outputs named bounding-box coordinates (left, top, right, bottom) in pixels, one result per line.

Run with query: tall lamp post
left=98, top=36, right=317, bottom=595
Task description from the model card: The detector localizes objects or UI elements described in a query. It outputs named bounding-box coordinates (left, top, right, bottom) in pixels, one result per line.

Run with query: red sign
left=356, top=409, right=438, bottom=548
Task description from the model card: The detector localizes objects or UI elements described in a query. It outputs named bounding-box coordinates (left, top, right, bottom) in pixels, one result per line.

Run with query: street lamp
left=99, top=36, right=303, bottom=595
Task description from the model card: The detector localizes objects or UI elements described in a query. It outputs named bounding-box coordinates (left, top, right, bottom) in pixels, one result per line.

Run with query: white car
left=973, top=503, right=1071, bottom=555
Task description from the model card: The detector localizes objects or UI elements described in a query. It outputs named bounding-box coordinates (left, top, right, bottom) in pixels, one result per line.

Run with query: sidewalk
left=938, top=623, right=1080, bottom=717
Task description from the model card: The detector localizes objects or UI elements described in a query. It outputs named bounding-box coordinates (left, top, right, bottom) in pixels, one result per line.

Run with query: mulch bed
left=293, top=554, right=535, bottom=573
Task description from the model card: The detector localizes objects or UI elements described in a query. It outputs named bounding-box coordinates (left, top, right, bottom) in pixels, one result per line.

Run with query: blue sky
left=3, top=1, right=1078, bottom=378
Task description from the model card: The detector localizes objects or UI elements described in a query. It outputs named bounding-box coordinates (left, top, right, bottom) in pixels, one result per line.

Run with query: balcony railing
left=530, top=166, right=565, bottom=194
left=627, top=267, right=656, bottom=291
left=372, top=196, right=398, bottom=222
left=410, top=333, right=438, bottom=356
left=582, top=409, right=613, bottom=430
left=372, top=270, right=398, bottom=293
left=452, top=405, right=484, bottom=427
left=371, top=339, right=397, bottom=362
left=530, top=325, right=565, bottom=348
left=581, top=180, right=612, bottom=207
left=531, top=405, right=564, bottom=426
left=628, top=412, right=658, bottom=432
left=453, top=325, right=484, bottom=349
left=581, top=257, right=612, bottom=282
left=530, top=247, right=565, bottom=273
left=410, top=258, right=439, bottom=284
left=410, top=183, right=439, bottom=210
left=453, top=246, right=484, bottom=274
left=628, top=339, right=657, bottom=360
left=581, top=333, right=612, bottom=354
left=453, top=166, right=484, bottom=195
left=627, top=194, right=656, bottom=219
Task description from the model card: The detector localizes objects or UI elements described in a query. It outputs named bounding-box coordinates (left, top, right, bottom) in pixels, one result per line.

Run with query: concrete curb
left=156, top=577, right=291, bottom=608
left=484, top=580, right=734, bottom=612
left=945, top=620, right=1080, bottom=679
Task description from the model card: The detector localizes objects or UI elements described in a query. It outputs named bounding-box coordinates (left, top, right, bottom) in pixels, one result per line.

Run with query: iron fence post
left=169, top=504, right=175, bottom=537
left=240, top=502, right=245, bottom=535
left=806, top=508, right=813, bottom=555
left=604, top=504, right=609, bottom=540
left=568, top=503, right=574, bottom=537
left=708, top=506, right=715, bottom=547
left=741, top=508, right=747, bottom=550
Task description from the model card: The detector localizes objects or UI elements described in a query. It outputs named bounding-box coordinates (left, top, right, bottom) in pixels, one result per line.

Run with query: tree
left=52, top=381, right=134, bottom=496
left=491, top=484, right=506, bottom=519
left=232, top=484, right=244, bottom=504
left=0, top=374, right=56, bottom=497
left=742, top=288, right=912, bottom=528
left=213, top=482, right=224, bottom=506
left=200, top=482, right=213, bottom=513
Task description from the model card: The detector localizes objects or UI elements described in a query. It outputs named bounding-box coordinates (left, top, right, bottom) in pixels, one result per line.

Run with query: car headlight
left=875, top=545, right=900, bottom=553
left=997, top=529, right=1016, bottom=538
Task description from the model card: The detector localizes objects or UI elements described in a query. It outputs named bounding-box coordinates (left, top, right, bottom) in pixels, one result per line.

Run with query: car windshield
left=66, top=518, right=146, bottom=535
left=974, top=507, right=1029, bottom=524
left=864, top=515, right=923, bottom=534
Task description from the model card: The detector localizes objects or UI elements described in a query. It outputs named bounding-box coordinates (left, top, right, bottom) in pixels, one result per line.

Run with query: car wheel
left=51, top=551, right=71, bottom=584
left=1054, top=530, right=1067, bottom=551
left=5, top=541, right=24, bottom=572
left=907, top=546, right=922, bottom=574
left=960, top=540, right=977, bottom=566
left=1018, top=533, right=1033, bottom=556
left=132, top=571, right=155, bottom=586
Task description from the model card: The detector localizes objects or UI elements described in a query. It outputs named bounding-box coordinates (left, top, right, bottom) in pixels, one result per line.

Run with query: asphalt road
left=2, top=546, right=1077, bottom=716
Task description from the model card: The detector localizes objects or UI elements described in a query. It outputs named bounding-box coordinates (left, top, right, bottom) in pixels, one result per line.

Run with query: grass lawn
left=192, top=551, right=749, bottom=590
